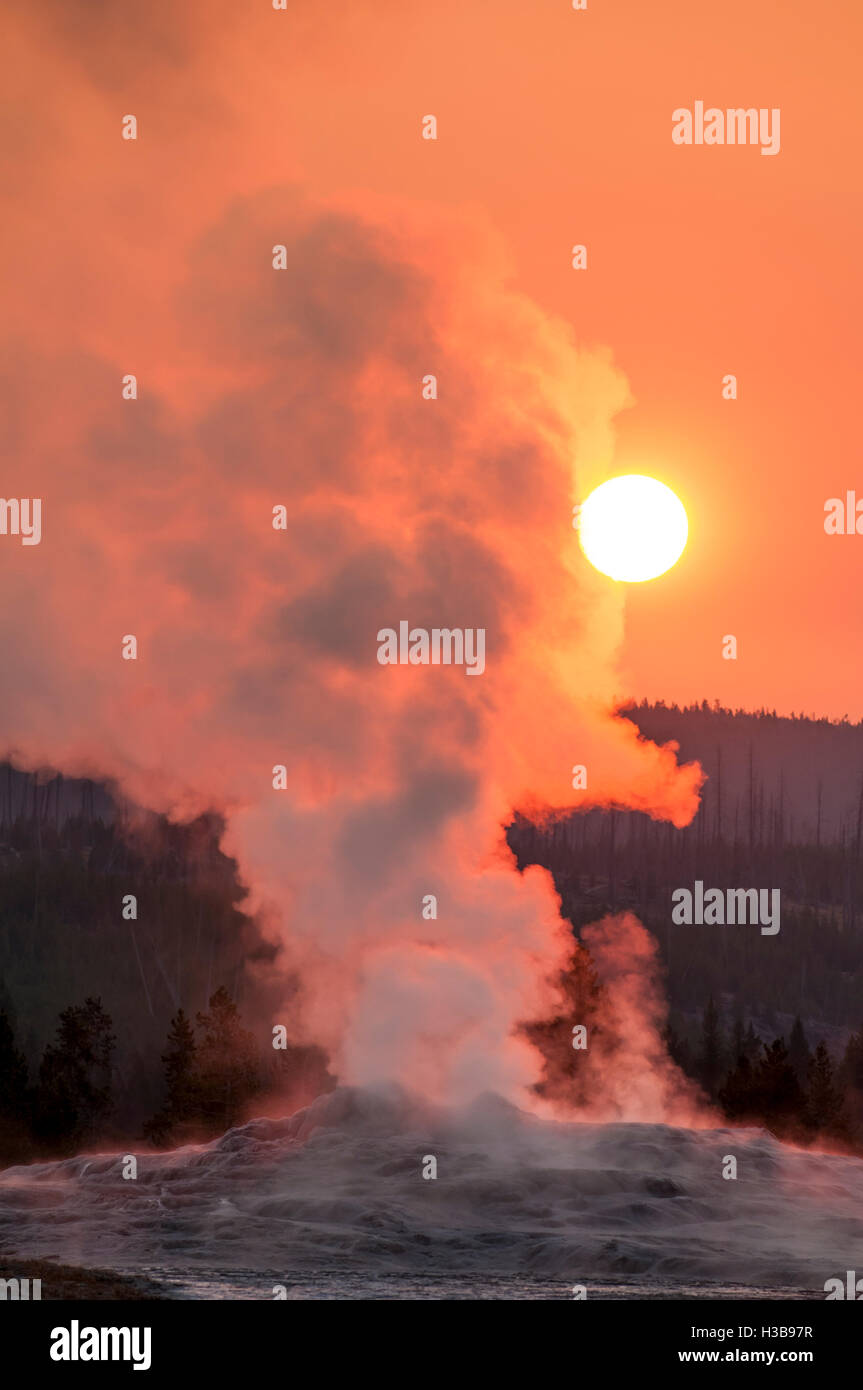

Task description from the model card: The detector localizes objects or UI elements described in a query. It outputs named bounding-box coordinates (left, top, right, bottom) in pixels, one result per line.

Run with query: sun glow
left=578, top=475, right=688, bottom=583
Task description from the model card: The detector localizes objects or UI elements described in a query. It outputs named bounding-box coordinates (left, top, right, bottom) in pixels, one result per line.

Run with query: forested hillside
left=4, top=702, right=863, bottom=1163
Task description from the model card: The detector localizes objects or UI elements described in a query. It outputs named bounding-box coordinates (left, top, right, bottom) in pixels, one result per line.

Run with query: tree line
left=670, top=1001, right=858, bottom=1146
left=0, top=987, right=334, bottom=1166
left=509, top=699, right=863, bottom=1029
left=3, top=973, right=861, bottom=1167
left=522, top=944, right=863, bottom=1151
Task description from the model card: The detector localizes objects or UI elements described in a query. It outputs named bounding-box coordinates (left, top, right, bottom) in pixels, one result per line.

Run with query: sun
left=578, top=475, right=688, bottom=582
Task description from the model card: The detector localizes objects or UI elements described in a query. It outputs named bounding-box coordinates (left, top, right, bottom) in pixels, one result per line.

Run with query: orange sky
left=4, top=0, right=862, bottom=719
left=267, top=0, right=863, bottom=721
left=2, top=0, right=860, bottom=1103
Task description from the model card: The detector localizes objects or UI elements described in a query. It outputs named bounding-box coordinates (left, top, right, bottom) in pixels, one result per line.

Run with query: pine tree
left=0, top=1009, right=31, bottom=1164
left=699, top=996, right=724, bottom=1097
left=838, top=1024, right=863, bottom=1093
left=194, top=986, right=261, bottom=1134
left=719, top=1053, right=758, bottom=1118
left=731, top=1009, right=745, bottom=1067
left=788, top=1017, right=811, bottom=1082
left=0, top=1010, right=28, bottom=1118
left=34, top=997, right=115, bottom=1150
left=742, top=1021, right=762, bottom=1062
left=755, top=1038, right=804, bottom=1129
left=837, top=1025, right=863, bottom=1138
left=720, top=1038, right=806, bottom=1137
left=805, top=1042, right=847, bottom=1138
left=143, top=1009, right=198, bottom=1145
left=163, top=1010, right=196, bottom=1114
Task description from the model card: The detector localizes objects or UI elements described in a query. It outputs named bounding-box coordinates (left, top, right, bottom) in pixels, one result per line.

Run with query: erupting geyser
left=1, top=152, right=702, bottom=1113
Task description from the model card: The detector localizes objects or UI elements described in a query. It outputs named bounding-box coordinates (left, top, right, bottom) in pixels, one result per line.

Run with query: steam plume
left=0, top=6, right=703, bottom=1108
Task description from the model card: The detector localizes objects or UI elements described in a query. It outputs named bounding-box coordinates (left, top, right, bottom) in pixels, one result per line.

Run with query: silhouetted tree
left=719, top=1053, right=757, bottom=1118
left=0, top=1010, right=28, bottom=1118
left=805, top=1042, right=847, bottom=1138
left=838, top=1024, right=863, bottom=1136
left=0, top=1009, right=31, bottom=1163
left=193, top=986, right=261, bottom=1134
left=720, top=1037, right=804, bottom=1138
left=33, top=997, right=115, bottom=1149
left=143, top=1009, right=198, bottom=1145
left=755, top=1038, right=804, bottom=1129
left=742, top=1022, right=762, bottom=1063
left=788, top=1017, right=811, bottom=1083
left=699, top=996, right=724, bottom=1097
left=839, top=1024, right=863, bottom=1093
left=730, top=1009, right=745, bottom=1067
